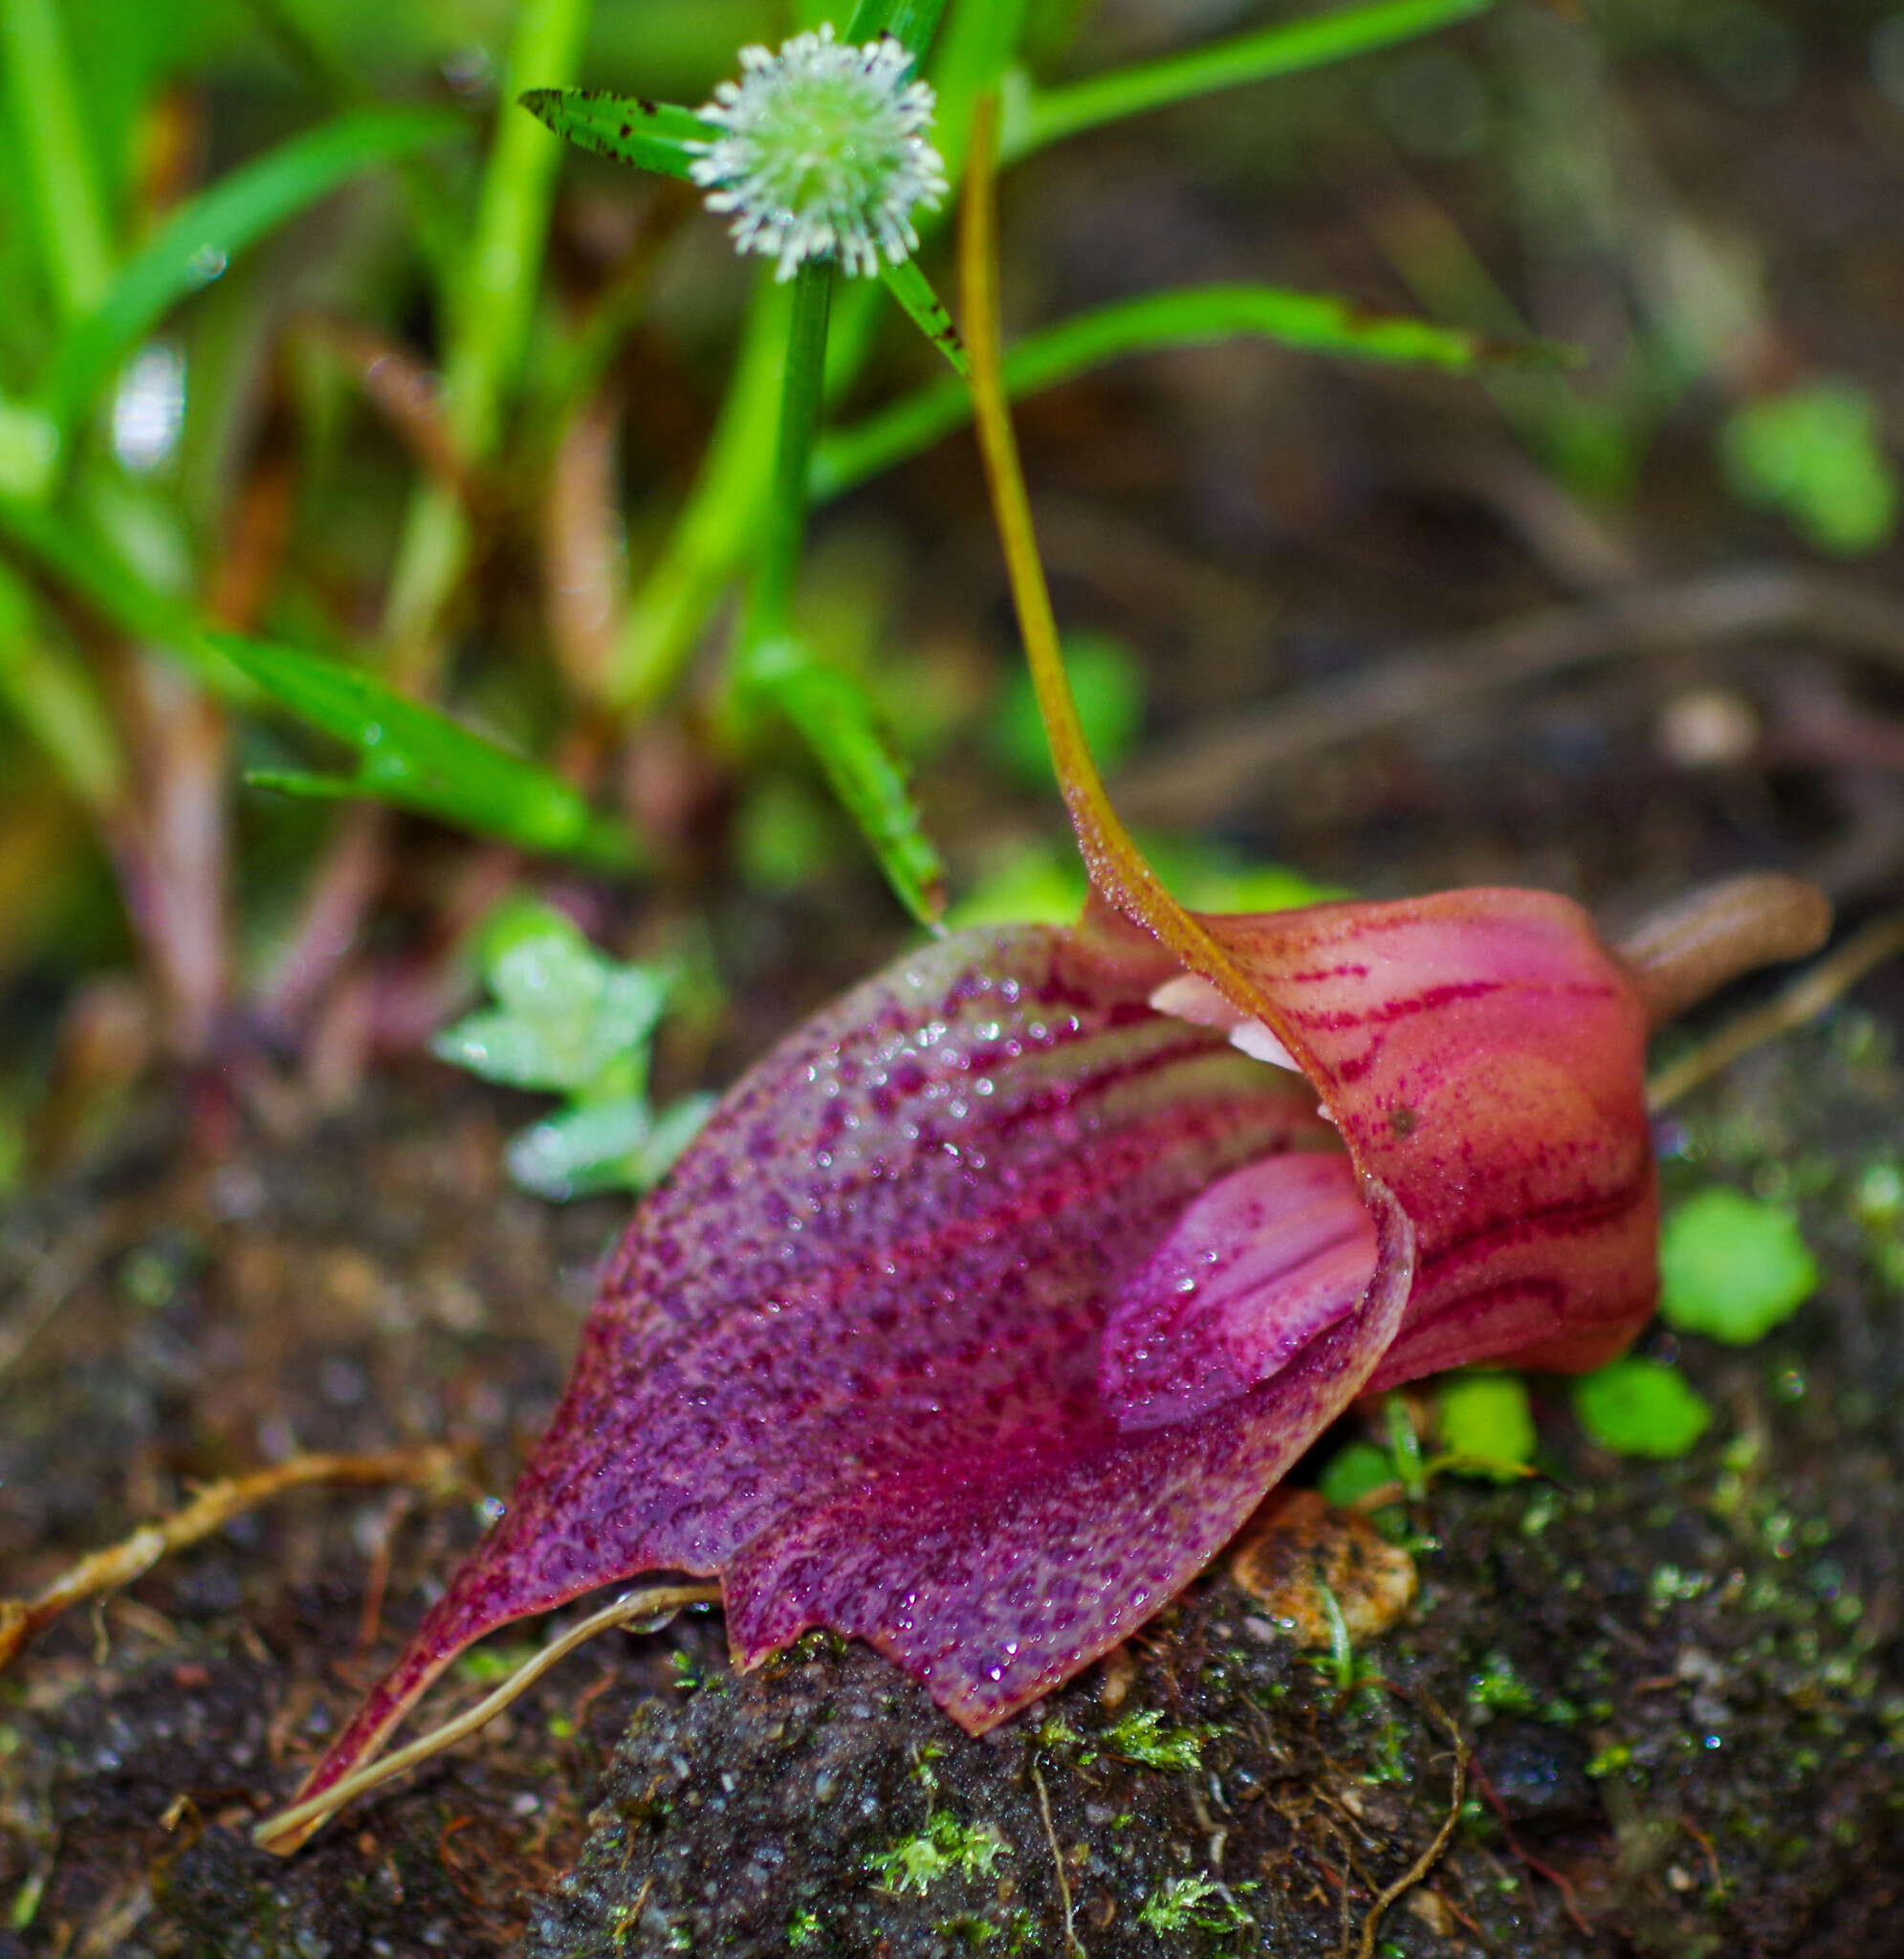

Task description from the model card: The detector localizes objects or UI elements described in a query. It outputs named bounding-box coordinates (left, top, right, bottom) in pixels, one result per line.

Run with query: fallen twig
left=1032, top=1758, right=1087, bottom=1958
left=0, top=1444, right=465, bottom=1675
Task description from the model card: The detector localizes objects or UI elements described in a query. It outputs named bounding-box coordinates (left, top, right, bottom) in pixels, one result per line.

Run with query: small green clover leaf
left=1572, top=1356, right=1712, bottom=1460
left=1719, top=380, right=1899, bottom=557
left=1658, top=1186, right=1818, bottom=1346
left=506, top=1091, right=717, bottom=1202
left=435, top=903, right=668, bottom=1097
left=434, top=901, right=711, bottom=1200
left=1434, top=1371, right=1537, bottom=1482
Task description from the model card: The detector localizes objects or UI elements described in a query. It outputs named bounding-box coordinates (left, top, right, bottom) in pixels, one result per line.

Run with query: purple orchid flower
left=279, top=865, right=1826, bottom=1835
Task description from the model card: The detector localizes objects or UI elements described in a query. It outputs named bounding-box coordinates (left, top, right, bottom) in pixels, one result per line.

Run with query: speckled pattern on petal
left=292, top=889, right=1656, bottom=1807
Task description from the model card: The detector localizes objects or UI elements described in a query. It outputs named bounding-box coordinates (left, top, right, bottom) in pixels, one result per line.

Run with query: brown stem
left=1614, top=874, right=1831, bottom=1030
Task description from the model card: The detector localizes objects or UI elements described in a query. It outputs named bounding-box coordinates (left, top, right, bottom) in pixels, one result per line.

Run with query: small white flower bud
left=688, top=24, right=950, bottom=282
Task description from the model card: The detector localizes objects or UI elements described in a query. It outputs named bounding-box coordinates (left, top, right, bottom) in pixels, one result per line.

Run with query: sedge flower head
left=688, top=24, right=949, bottom=281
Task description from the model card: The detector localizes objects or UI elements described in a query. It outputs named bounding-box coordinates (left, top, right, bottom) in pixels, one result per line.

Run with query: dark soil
left=3, top=1024, right=1903, bottom=1958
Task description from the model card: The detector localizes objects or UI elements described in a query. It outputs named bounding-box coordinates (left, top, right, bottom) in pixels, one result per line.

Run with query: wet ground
left=2, top=1018, right=1902, bottom=1957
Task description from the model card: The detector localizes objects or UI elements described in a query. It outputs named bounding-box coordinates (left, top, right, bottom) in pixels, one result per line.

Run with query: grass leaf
left=846, top=0, right=952, bottom=57
left=44, top=108, right=464, bottom=430
left=878, top=256, right=969, bottom=377
left=1007, top=0, right=1496, bottom=159
left=222, top=632, right=642, bottom=869
left=517, top=88, right=708, bottom=180
left=750, top=638, right=947, bottom=927
left=815, top=282, right=1533, bottom=498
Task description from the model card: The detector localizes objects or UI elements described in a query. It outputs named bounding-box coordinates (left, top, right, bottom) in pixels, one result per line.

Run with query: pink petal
left=290, top=886, right=1655, bottom=1812
left=1099, top=1151, right=1379, bottom=1430
left=1105, top=887, right=1658, bottom=1390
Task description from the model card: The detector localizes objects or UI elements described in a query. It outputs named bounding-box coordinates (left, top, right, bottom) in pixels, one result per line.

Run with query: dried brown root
left=252, top=1580, right=721, bottom=1854
left=0, top=1443, right=466, bottom=1675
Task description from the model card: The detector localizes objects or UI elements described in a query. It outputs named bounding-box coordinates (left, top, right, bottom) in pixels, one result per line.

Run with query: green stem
left=383, top=0, right=591, bottom=685
left=0, top=561, right=123, bottom=816
left=0, top=0, right=114, bottom=319
left=746, top=260, right=834, bottom=650
left=605, top=279, right=791, bottom=715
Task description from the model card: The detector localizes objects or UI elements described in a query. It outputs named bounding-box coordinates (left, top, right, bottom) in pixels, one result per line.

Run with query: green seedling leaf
left=750, top=637, right=948, bottom=927
left=506, top=1090, right=716, bottom=1200
left=1005, top=0, right=1497, bottom=159
left=436, top=913, right=669, bottom=1095
left=1658, top=1186, right=1818, bottom=1346
left=44, top=109, right=464, bottom=429
left=1719, top=380, right=1898, bottom=557
left=814, top=283, right=1534, bottom=500
left=1317, top=1438, right=1395, bottom=1508
left=435, top=900, right=713, bottom=1201
left=222, top=633, right=640, bottom=868
left=1572, top=1356, right=1711, bottom=1460
left=1434, top=1371, right=1536, bottom=1482
left=517, top=88, right=709, bottom=181
left=989, top=628, right=1145, bottom=790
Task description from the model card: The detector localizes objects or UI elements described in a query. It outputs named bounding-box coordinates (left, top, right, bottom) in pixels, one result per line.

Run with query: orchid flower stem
left=957, top=96, right=1276, bottom=1016
left=746, top=259, right=835, bottom=652
left=253, top=1581, right=721, bottom=1853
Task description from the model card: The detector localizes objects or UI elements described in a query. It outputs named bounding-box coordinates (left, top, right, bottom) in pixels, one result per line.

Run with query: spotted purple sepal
left=290, top=889, right=1653, bottom=1816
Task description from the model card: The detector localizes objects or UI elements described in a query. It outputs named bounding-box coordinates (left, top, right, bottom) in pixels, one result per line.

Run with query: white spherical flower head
left=688, top=24, right=949, bottom=282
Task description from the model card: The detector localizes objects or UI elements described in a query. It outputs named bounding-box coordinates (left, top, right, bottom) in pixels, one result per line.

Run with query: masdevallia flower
left=277, top=860, right=1824, bottom=1826
left=687, top=24, right=948, bottom=280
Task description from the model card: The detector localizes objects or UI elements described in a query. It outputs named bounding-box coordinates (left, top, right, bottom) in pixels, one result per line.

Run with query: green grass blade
left=44, top=108, right=465, bottom=429
left=847, top=0, right=952, bottom=56
left=0, top=560, right=122, bottom=814
left=0, top=0, right=114, bottom=319
left=814, top=281, right=1511, bottom=498
left=446, top=0, right=593, bottom=464
left=0, top=493, right=232, bottom=683
left=751, top=640, right=947, bottom=927
left=517, top=89, right=709, bottom=180
left=1008, top=0, right=1495, bottom=159
left=0, top=395, right=58, bottom=501
left=219, top=632, right=642, bottom=869
left=878, top=257, right=969, bottom=377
